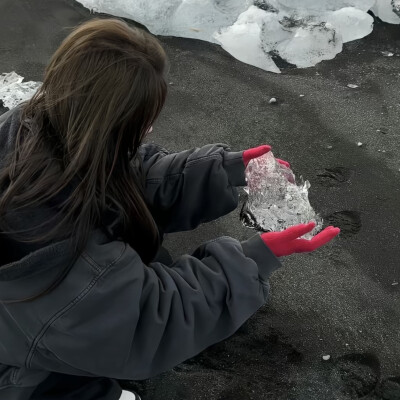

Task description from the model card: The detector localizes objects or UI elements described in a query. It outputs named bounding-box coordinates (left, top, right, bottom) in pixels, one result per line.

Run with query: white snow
left=0, top=72, right=41, bottom=110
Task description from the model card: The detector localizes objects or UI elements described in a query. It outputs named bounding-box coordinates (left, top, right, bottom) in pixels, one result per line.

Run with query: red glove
left=261, top=222, right=340, bottom=257
left=243, top=145, right=290, bottom=168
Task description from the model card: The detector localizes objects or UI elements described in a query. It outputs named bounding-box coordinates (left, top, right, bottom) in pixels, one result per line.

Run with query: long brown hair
left=0, top=18, right=167, bottom=266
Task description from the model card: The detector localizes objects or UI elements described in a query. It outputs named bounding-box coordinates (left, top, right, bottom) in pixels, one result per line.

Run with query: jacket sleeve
left=32, top=235, right=281, bottom=380
left=137, top=143, right=246, bottom=233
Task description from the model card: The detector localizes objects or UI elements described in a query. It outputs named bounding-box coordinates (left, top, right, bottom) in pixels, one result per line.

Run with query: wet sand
left=1, top=1, right=399, bottom=399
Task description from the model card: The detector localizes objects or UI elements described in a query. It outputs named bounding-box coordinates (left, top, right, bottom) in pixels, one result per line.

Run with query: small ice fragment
left=382, top=51, right=394, bottom=56
left=357, top=142, right=363, bottom=147
left=300, top=94, right=305, bottom=97
left=269, top=97, right=277, bottom=104
left=347, top=84, right=359, bottom=88
left=327, top=145, right=333, bottom=149
left=322, top=355, right=331, bottom=361
left=0, top=71, right=41, bottom=109
left=392, top=281, right=399, bottom=286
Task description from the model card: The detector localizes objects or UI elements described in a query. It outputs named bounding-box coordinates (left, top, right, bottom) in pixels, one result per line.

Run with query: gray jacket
left=0, top=107, right=281, bottom=399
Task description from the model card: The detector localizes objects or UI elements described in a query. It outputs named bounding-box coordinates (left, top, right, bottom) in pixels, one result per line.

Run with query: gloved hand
left=243, top=145, right=290, bottom=168
left=261, top=222, right=340, bottom=257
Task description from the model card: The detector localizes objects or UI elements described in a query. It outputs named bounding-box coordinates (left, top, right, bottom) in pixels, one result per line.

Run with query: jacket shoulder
left=80, top=229, right=127, bottom=273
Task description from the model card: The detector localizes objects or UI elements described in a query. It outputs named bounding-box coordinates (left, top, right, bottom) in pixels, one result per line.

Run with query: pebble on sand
left=347, top=84, right=359, bottom=89
left=322, top=355, right=331, bottom=361
left=269, top=97, right=277, bottom=104
left=357, top=142, right=363, bottom=147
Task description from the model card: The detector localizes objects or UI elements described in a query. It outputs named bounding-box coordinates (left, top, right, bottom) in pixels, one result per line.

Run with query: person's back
left=0, top=18, right=339, bottom=400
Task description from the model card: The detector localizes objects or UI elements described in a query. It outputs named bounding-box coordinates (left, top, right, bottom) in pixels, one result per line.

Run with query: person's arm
left=31, top=234, right=281, bottom=380
left=137, top=143, right=246, bottom=233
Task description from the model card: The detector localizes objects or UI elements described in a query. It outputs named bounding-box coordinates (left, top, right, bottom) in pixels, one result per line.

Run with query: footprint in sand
left=333, top=353, right=381, bottom=398
left=375, top=376, right=400, bottom=400
left=325, top=210, right=362, bottom=236
left=316, top=167, right=353, bottom=187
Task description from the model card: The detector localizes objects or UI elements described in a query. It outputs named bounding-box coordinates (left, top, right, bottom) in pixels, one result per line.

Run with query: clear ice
left=0, top=72, right=41, bottom=110
left=73, top=0, right=400, bottom=73
left=241, top=152, right=323, bottom=239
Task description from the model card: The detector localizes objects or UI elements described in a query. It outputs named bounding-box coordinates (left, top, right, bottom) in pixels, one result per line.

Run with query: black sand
left=1, top=1, right=399, bottom=399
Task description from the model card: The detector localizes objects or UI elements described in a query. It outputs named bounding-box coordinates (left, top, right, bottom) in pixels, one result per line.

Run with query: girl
left=0, top=19, right=339, bottom=400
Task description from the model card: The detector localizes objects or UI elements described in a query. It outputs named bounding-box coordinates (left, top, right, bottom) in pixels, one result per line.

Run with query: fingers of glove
left=278, top=222, right=316, bottom=241
left=243, top=145, right=272, bottom=166
left=276, top=158, right=290, bottom=168
left=261, top=222, right=316, bottom=243
left=249, top=145, right=272, bottom=159
left=291, top=226, right=340, bottom=253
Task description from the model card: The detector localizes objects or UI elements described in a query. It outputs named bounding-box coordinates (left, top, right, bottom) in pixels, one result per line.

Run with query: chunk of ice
left=277, top=0, right=375, bottom=13
left=77, top=0, right=251, bottom=42
left=241, top=151, right=323, bottom=239
left=326, top=7, right=374, bottom=42
left=76, top=1, right=379, bottom=73
left=213, top=6, right=281, bottom=73
left=0, top=72, right=41, bottom=110
left=274, top=22, right=343, bottom=68
left=372, top=0, right=400, bottom=24
left=74, top=1, right=397, bottom=73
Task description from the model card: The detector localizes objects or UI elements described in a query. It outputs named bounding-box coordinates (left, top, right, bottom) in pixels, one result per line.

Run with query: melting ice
left=76, top=0, right=399, bottom=73
left=241, top=152, right=323, bottom=238
left=0, top=72, right=41, bottom=110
